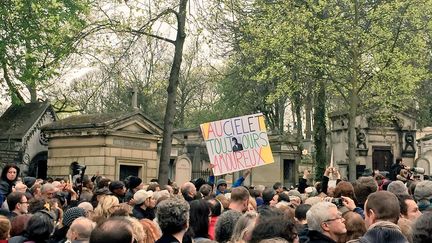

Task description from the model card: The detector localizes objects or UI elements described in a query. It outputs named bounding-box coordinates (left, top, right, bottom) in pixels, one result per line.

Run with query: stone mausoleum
left=330, top=111, right=418, bottom=178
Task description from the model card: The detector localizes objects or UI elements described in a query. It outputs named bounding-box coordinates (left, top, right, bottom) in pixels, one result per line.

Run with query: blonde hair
left=94, top=195, right=119, bottom=219
left=126, top=217, right=146, bottom=243
left=230, top=212, right=258, bottom=242
left=0, top=216, right=11, bottom=240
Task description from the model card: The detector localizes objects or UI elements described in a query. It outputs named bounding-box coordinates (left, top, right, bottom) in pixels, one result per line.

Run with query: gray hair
left=215, top=210, right=242, bottom=243
left=230, top=212, right=258, bottom=242
left=306, top=202, right=337, bottom=233
left=156, top=198, right=190, bottom=234
left=68, top=217, right=95, bottom=240
left=387, top=181, right=408, bottom=195
left=41, top=183, right=55, bottom=193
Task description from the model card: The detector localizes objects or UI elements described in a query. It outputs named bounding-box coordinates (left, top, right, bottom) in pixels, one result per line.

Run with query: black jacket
left=302, top=230, right=337, bottom=243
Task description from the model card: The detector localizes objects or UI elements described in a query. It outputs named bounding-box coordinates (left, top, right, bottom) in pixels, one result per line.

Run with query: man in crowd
left=396, top=194, right=422, bottom=222
left=90, top=217, right=134, bottom=243
left=360, top=191, right=408, bottom=243
left=180, top=182, right=197, bottom=202
left=304, top=202, right=347, bottom=243
left=228, top=186, right=250, bottom=212
left=109, top=181, right=126, bottom=203
left=155, top=198, right=190, bottom=243
left=66, top=217, right=96, bottom=243
left=6, top=192, right=28, bottom=218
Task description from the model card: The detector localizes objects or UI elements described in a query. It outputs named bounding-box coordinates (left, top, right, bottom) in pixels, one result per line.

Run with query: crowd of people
left=0, top=158, right=431, bottom=243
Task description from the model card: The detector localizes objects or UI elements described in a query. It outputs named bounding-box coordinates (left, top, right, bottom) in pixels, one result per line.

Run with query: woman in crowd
left=230, top=211, right=258, bottom=243
left=189, top=199, right=211, bottom=242
left=0, top=164, right=20, bottom=203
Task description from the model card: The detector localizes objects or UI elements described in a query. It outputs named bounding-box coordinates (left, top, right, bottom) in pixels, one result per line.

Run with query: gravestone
left=174, top=155, right=192, bottom=185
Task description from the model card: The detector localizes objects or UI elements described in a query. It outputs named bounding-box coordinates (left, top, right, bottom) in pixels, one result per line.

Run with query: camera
left=331, top=198, right=344, bottom=207
left=410, top=167, right=425, bottom=175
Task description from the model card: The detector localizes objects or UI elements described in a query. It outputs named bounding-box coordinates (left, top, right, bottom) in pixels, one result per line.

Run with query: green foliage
left=0, top=0, right=90, bottom=103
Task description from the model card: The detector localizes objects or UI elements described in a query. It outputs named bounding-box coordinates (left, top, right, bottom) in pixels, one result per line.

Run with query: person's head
left=199, top=184, right=213, bottom=198
left=147, top=183, right=160, bottom=192
left=414, top=180, right=432, bottom=212
left=216, top=179, right=228, bottom=193
left=364, top=191, right=400, bottom=227
left=230, top=211, right=258, bottom=242
left=190, top=199, right=210, bottom=239
left=140, top=219, right=161, bottom=243
left=26, top=211, right=56, bottom=242
left=94, top=195, right=119, bottom=219
left=306, top=202, right=346, bottom=241
left=66, top=217, right=95, bottom=242
left=334, top=181, right=355, bottom=199
left=63, top=207, right=86, bottom=227
left=387, top=181, right=409, bottom=195
left=90, top=217, right=134, bottom=243
left=181, top=182, right=197, bottom=200
left=354, top=176, right=378, bottom=206
left=10, top=214, right=31, bottom=237
left=108, top=181, right=126, bottom=197
left=215, top=210, right=242, bottom=243
left=396, top=157, right=403, bottom=165
left=78, top=201, right=94, bottom=218
left=133, top=190, right=156, bottom=209
left=41, top=183, right=56, bottom=199
left=1, top=164, right=20, bottom=182
left=208, top=198, right=223, bottom=216
left=270, top=193, right=279, bottom=207
left=230, top=187, right=250, bottom=213
left=14, top=181, right=27, bottom=193
left=341, top=211, right=366, bottom=242
left=396, top=194, right=422, bottom=222
left=262, top=188, right=276, bottom=206
left=249, top=214, right=298, bottom=243
left=412, top=211, right=432, bottom=243
left=156, top=198, right=190, bottom=235
left=0, top=216, right=11, bottom=240
left=7, top=192, right=28, bottom=215
left=232, top=137, right=238, bottom=144
left=126, top=176, right=143, bottom=192
left=294, top=204, right=311, bottom=223
left=273, top=182, right=283, bottom=193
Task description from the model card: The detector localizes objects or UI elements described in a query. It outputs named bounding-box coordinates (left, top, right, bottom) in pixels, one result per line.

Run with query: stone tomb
left=42, top=111, right=162, bottom=181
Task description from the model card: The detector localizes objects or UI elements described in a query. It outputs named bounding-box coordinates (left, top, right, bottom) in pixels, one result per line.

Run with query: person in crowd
left=89, top=217, right=134, bottom=243
left=6, top=192, right=28, bottom=218
left=156, top=198, right=190, bottom=243
left=0, top=164, right=20, bottom=204
left=387, top=181, right=409, bottom=196
left=248, top=196, right=257, bottom=212
left=396, top=194, right=422, bottom=222
left=66, top=217, right=95, bottom=243
left=92, top=195, right=119, bottom=223
left=339, top=211, right=366, bottom=243
left=412, top=211, right=432, bottom=243
left=208, top=198, right=223, bottom=240
left=212, top=169, right=251, bottom=195
left=189, top=199, right=210, bottom=242
left=199, top=184, right=213, bottom=199
left=108, top=181, right=126, bottom=203
left=229, top=187, right=250, bottom=213
left=295, top=204, right=311, bottom=242
left=249, top=214, right=298, bottom=243
left=261, top=188, right=276, bottom=209
left=41, top=183, right=56, bottom=199
left=77, top=202, right=94, bottom=219
left=147, top=183, right=160, bottom=192
left=353, top=177, right=377, bottom=209
left=9, top=210, right=56, bottom=243
left=0, top=216, right=10, bottom=243
left=181, top=182, right=197, bottom=202
left=304, top=202, right=347, bottom=243
left=53, top=207, right=86, bottom=242
left=140, top=218, right=162, bottom=243
left=230, top=211, right=258, bottom=243
left=124, top=176, right=143, bottom=203
left=125, top=217, right=146, bottom=243
left=132, top=190, right=156, bottom=220
left=273, top=182, right=284, bottom=194
left=215, top=210, right=242, bottom=243
left=360, top=191, right=408, bottom=243
left=413, top=180, right=432, bottom=212
left=9, top=214, right=31, bottom=237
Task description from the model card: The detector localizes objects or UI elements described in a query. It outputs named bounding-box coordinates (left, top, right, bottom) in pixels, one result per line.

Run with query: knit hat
left=216, top=179, right=227, bottom=188
left=128, top=176, right=142, bottom=190
left=63, top=207, right=86, bottom=227
left=134, top=190, right=154, bottom=205
left=109, top=181, right=125, bottom=192
left=23, top=177, right=37, bottom=188
left=414, top=181, right=432, bottom=201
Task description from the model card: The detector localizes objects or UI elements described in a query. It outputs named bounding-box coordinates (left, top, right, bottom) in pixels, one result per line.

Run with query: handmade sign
left=200, top=113, right=274, bottom=176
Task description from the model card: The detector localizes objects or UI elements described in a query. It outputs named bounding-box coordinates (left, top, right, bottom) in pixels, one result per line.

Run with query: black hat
left=109, top=181, right=125, bottom=192
left=95, top=187, right=112, bottom=196
left=128, top=176, right=142, bottom=189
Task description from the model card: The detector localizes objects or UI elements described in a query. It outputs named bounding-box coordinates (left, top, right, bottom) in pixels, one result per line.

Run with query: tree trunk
left=305, top=89, right=312, bottom=141
left=158, top=0, right=188, bottom=185
left=347, top=92, right=358, bottom=181
left=314, top=80, right=326, bottom=181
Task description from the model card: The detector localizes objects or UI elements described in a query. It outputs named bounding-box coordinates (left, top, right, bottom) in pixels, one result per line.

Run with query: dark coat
left=358, top=226, right=408, bottom=243
left=302, top=230, right=337, bottom=243
left=132, top=205, right=155, bottom=220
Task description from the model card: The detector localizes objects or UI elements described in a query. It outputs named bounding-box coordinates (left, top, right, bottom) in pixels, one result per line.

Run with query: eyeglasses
left=323, top=216, right=344, bottom=223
